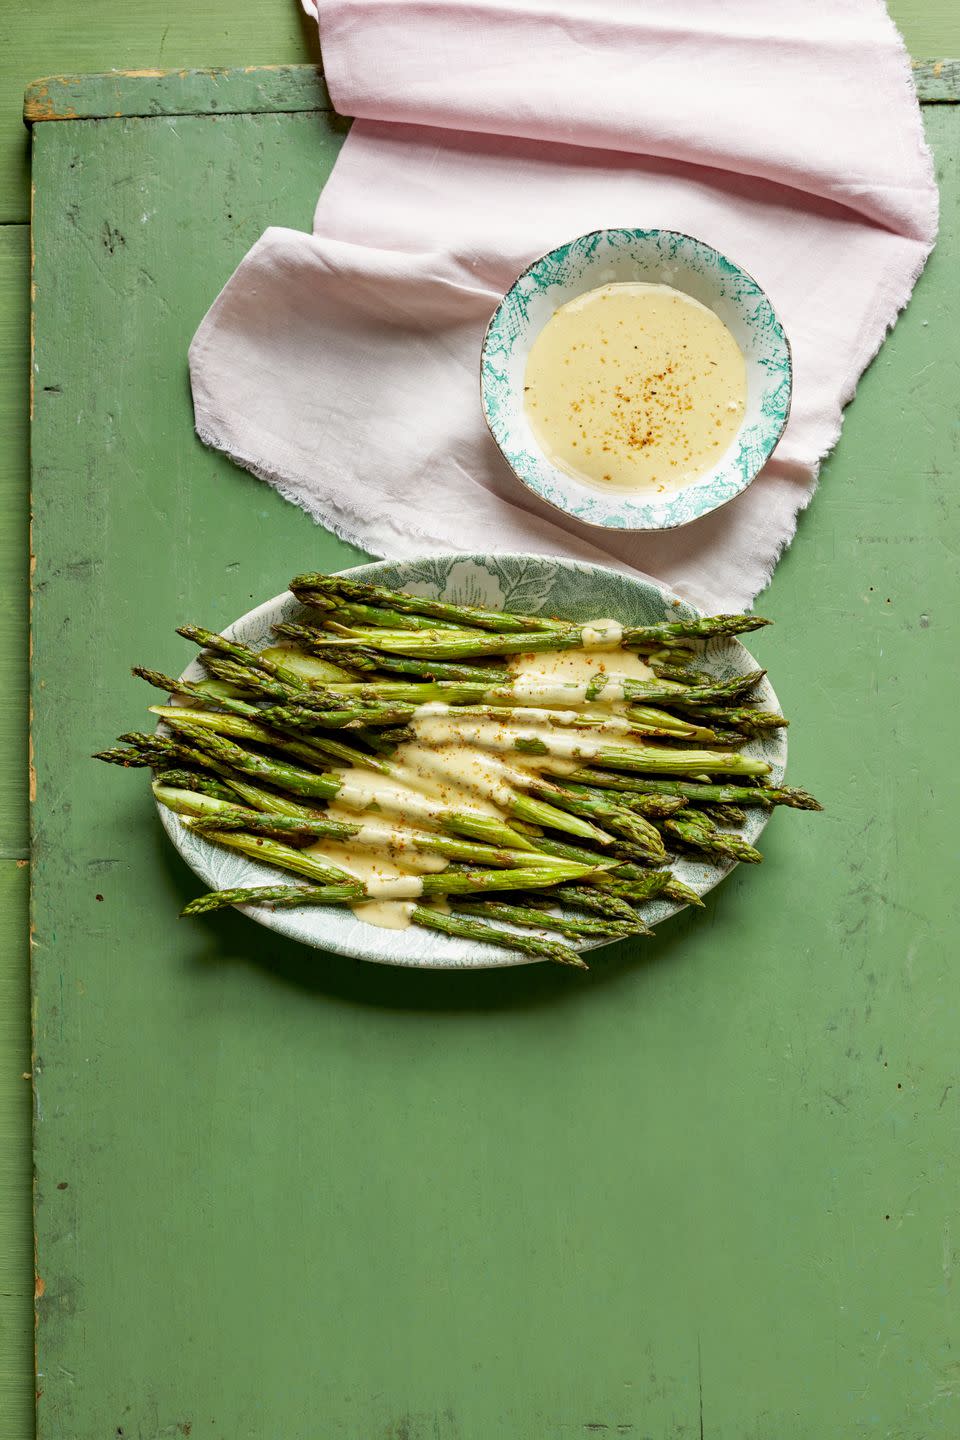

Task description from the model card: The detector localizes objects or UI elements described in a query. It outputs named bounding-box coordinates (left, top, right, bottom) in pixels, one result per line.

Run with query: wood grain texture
left=0, top=863, right=30, bottom=1440
left=0, top=228, right=28, bottom=862
left=0, top=4, right=318, bottom=221
left=913, top=56, right=960, bottom=101
left=27, top=92, right=960, bottom=1440
left=0, top=226, right=32, bottom=1440
left=897, top=0, right=960, bottom=57
left=24, top=65, right=331, bottom=123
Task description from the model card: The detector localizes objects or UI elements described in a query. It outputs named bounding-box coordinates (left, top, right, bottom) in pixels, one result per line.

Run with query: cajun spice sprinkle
left=524, top=282, right=746, bottom=493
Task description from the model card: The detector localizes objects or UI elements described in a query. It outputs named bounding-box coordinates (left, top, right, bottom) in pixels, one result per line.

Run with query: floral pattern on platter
left=480, top=229, right=792, bottom=532
left=157, top=554, right=787, bottom=970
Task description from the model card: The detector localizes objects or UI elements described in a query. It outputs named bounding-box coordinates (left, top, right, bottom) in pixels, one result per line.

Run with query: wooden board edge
left=23, top=64, right=331, bottom=123
left=20, top=60, right=960, bottom=124
left=912, top=57, right=960, bottom=101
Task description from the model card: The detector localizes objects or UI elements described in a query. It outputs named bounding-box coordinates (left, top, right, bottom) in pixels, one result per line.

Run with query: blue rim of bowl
left=480, top=227, right=793, bottom=533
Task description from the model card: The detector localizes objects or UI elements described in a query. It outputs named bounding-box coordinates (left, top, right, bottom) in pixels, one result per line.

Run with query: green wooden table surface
left=2, top=5, right=960, bottom=1436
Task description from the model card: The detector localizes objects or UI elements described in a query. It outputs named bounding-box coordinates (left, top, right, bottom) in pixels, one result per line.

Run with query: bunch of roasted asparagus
left=94, top=571, right=820, bottom=968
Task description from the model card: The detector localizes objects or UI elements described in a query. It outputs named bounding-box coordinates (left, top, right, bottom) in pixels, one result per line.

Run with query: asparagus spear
left=564, top=770, right=822, bottom=810
left=622, top=671, right=766, bottom=708
left=332, top=669, right=760, bottom=716
left=102, top=734, right=298, bottom=817
left=187, top=678, right=248, bottom=702
left=176, top=624, right=313, bottom=689
left=104, top=732, right=324, bottom=819
left=517, top=887, right=640, bottom=923
left=152, top=769, right=238, bottom=803
left=610, top=875, right=705, bottom=908
left=189, top=828, right=358, bottom=885
left=254, top=701, right=416, bottom=731
left=558, top=783, right=686, bottom=820
left=246, top=669, right=748, bottom=728
left=423, top=701, right=706, bottom=738
left=621, top=614, right=771, bottom=646
left=259, top=644, right=355, bottom=683
left=186, top=808, right=569, bottom=870
left=180, top=861, right=606, bottom=912
left=199, top=655, right=311, bottom=701
left=140, top=666, right=417, bottom=738
left=525, top=779, right=666, bottom=860
left=551, top=740, right=770, bottom=777
left=273, top=624, right=511, bottom=684
left=94, top=740, right=181, bottom=769
left=148, top=704, right=393, bottom=775
left=160, top=794, right=354, bottom=841
left=408, top=906, right=587, bottom=967
left=517, top=834, right=613, bottom=867
left=647, top=662, right=714, bottom=685
left=375, top=712, right=771, bottom=775
left=666, top=703, right=788, bottom=735
left=156, top=718, right=346, bottom=799
left=597, top=870, right=672, bottom=902
left=241, top=695, right=711, bottom=742
left=309, top=624, right=622, bottom=660
left=137, top=666, right=340, bottom=729
left=310, top=617, right=769, bottom=661
left=290, top=572, right=566, bottom=634
left=191, top=664, right=425, bottom=755
left=695, top=801, right=748, bottom=827
left=505, top=792, right=615, bottom=845
left=675, top=805, right=716, bottom=832
left=351, top=725, right=414, bottom=756
left=300, top=595, right=469, bottom=632
left=607, top=870, right=706, bottom=906
left=660, top=817, right=763, bottom=864
left=503, top=857, right=703, bottom=911
left=152, top=784, right=257, bottom=822
left=448, top=899, right=641, bottom=940
left=626, top=708, right=719, bottom=740
left=183, top=881, right=360, bottom=913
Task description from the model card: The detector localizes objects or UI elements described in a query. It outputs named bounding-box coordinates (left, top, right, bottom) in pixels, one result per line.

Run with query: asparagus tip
left=789, top=789, right=823, bottom=811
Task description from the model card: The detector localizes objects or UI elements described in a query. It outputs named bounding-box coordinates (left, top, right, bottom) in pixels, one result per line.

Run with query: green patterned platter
left=481, top=229, right=792, bottom=531
left=157, top=554, right=787, bottom=969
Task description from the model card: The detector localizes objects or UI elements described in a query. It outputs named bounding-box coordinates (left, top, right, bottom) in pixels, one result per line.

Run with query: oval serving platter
left=157, top=554, right=786, bottom=969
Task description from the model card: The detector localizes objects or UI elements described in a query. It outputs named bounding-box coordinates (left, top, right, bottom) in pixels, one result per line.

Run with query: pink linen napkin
left=188, top=0, right=937, bottom=610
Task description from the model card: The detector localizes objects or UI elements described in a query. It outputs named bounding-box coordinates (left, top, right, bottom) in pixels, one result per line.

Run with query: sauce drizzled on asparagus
left=93, top=571, right=820, bottom=968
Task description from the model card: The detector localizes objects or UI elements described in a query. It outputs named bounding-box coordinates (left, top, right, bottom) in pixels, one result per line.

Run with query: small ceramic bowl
left=481, top=228, right=792, bottom=532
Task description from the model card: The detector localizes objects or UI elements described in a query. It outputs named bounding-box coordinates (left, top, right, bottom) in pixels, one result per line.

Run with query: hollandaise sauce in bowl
left=481, top=229, right=791, bottom=532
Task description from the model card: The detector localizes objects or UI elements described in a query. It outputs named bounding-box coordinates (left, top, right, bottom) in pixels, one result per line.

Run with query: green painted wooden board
left=27, top=63, right=960, bottom=1440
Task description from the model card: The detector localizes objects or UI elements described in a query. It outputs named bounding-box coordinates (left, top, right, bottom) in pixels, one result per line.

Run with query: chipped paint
left=24, top=64, right=332, bottom=124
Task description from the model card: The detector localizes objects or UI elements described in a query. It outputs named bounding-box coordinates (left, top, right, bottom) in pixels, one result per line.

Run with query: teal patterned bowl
left=157, top=554, right=787, bottom=970
left=481, top=228, right=792, bottom=531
